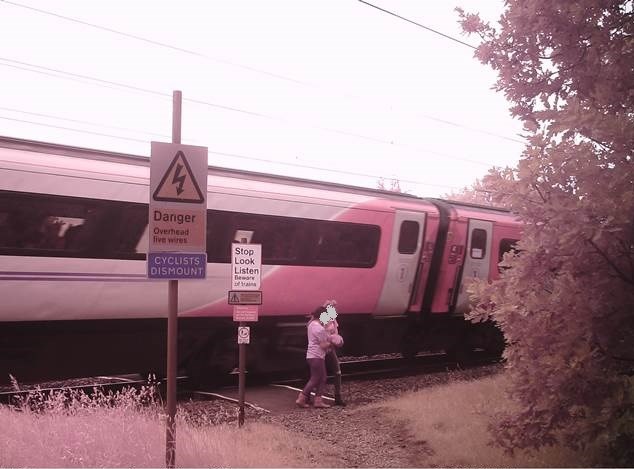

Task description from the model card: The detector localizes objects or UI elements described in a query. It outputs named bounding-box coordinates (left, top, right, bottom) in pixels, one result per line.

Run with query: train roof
left=0, top=135, right=519, bottom=223
left=0, top=135, right=431, bottom=204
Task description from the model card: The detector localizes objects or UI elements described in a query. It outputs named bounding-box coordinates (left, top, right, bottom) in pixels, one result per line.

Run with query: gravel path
left=181, top=363, right=503, bottom=467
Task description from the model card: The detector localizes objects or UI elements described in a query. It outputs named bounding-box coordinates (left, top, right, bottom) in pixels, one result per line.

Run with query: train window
left=0, top=190, right=147, bottom=260
left=470, top=228, right=487, bottom=259
left=205, top=209, right=379, bottom=267
left=0, top=190, right=380, bottom=267
left=312, top=220, right=379, bottom=267
left=398, top=220, right=419, bottom=254
left=105, top=204, right=148, bottom=259
left=237, top=214, right=300, bottom=264
left=0, top=192, right=91, bottom=253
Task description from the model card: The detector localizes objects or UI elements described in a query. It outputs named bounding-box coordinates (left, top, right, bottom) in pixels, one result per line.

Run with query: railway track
left=0, top=374, right=175, bottom=407
left=269, top=350, right=500, bottom=386
left=0, top=351, right=501, bottom=407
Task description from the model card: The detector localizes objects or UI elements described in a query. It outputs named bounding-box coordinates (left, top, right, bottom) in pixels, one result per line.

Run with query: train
left=0, top=135, right=522, bottom=385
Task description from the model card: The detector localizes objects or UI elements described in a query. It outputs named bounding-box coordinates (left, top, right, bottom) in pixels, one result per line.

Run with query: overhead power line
left=0, top=57, right=275, bottom=119
left=0, top=106, right=173, bottom=140
left=0, top=115, right=148, bottom=144
left=0, top=57, right=498, bottom=167
left=0, top=114, right=462, bottom=191
left=0, top=0, right=312, bottom=87
left=207, top=149, right=462, bottom=190
left=0, top=0, right=522, bottom=146
left=357, top=0, right=477, bottom=49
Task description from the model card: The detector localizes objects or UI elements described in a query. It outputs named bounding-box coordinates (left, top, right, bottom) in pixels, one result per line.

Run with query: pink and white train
left=0, top=136, right=522, bottom=384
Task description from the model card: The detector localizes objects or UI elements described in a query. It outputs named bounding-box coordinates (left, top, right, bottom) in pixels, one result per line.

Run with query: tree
left=457, top=0, right=634, bottom=463
left=443, top=174, right=508, bottom=208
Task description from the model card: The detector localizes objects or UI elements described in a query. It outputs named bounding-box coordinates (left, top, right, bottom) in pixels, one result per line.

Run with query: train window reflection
left=2, top=190, right=380, bottom=267
left=0, top=195, right=88, bottom=252
left=0, top=190, right=147, bottom=259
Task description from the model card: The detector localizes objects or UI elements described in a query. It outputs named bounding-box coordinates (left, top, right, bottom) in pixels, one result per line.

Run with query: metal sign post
left=166, top=90, right=181, bottom=469
left=230, top=242, right=261, bottom=427
left=238, top=318, right=247, bottom=427
left=147, top=91, right=208, bottom=468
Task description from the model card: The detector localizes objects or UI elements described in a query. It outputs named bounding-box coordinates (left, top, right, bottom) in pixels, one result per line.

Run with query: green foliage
left=458, top=0, right=634, bottom=464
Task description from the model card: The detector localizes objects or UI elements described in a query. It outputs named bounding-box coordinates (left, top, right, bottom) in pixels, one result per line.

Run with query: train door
left=453, top=219, right=493, bottom=315
left=375, top=210, right=426, bottom=315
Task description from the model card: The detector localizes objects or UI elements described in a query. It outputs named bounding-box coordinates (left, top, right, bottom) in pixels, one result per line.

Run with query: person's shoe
left=295, top=392, right=309, bottom=408
left=313, top=396, right=331, bottom=408
left=334, top=395, right=347, bottom=407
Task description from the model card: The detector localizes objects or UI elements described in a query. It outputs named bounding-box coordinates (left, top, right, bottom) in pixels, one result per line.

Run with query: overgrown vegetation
left=374, top=373, right=604, bottom=467
left=4, top=370, right=621, bottom=467
left=456, top=0, right=634, bottom=464
left=1, top=378, right=313, bottom=468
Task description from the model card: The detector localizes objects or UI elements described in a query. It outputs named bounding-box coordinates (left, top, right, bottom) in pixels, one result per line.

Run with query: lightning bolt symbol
left=172, top=164, right=186, bottom=195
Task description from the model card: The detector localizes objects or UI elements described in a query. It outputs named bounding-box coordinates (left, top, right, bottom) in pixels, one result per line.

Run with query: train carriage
left=0, top=136, right=521, bottom=384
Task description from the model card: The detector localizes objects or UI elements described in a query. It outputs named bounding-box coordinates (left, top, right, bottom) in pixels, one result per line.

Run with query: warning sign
left=150, top=207, right=206, bottom=249
left=153, top=151, right=205, bottom=203
left=233, top=305, right=259, bottom=322
left=231, top=243, right=262, bottom=290
left=228, top=290, right=262, bottom=305
left=149, top=142, right=208, bottom=254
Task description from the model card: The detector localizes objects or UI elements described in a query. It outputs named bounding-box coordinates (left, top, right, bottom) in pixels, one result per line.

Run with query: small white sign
left=231, top=243, right=262, bottom=290
left=237, top=326, right=250, bottom=344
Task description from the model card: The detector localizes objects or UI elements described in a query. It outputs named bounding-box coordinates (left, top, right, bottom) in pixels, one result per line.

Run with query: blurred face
left=319, top=305, right=338, bottom=325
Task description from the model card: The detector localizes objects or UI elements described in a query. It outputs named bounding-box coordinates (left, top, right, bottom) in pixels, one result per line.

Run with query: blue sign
left=147, top=252, right=207, bottom=279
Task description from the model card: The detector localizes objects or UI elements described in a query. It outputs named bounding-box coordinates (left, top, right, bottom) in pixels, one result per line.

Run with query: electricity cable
left=0, top=114, right=464, bottom=191
left=207, top=149, right=462, bottom=190
left=357, top=0, right=477, bottom=49
left=0, top=0, right=522, bottom=145
left=0, top=57, right=497, bottom=167
left=0, top=116, right=149, bottom=144
left=0, top=106, right=173, bottom=140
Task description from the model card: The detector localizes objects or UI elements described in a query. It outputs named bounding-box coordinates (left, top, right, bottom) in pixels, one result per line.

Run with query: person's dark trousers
left=326, top=350, right=346, bottom=406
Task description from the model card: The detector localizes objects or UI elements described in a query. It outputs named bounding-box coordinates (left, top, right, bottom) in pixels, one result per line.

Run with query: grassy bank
left=1, top=405, right=316, bottom=467
left=1, top=372, right=608, bottom=467
left=371, top=373, right=602, bottom=467
left=0, top=384, right=315, bottom=468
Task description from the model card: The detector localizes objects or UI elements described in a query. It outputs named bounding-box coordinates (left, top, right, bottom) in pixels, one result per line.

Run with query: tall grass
left=1, top=381, right=314, bottom=468
left=371, top=373, right=603, bottom=467
left=4, top=373, right=608, bottom=467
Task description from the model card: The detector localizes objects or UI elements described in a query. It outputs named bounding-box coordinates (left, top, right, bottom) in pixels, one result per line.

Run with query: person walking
left=296, top=306, right=332, bottom=409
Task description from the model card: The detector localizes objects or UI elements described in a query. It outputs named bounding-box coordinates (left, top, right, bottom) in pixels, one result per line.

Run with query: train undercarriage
left=1, top=314, right=504, bottom=386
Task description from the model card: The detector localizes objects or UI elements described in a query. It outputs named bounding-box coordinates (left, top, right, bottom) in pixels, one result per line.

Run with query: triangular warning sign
left=230, top=293, right=239, bottom=303
left=153, top=151, right=205, bottom=203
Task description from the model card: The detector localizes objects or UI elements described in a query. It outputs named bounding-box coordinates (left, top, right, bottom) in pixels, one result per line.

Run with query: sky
left=0, top=0, right=526, bottom=197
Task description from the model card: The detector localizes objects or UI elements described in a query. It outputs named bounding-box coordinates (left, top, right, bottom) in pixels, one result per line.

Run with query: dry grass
left=369, top=373, right=601, bottom=467
left=0, top=385, right=316, bottom=468
left=1, top=407, right=315, bottom=467
left=2, top=373, right=609, bottom=467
